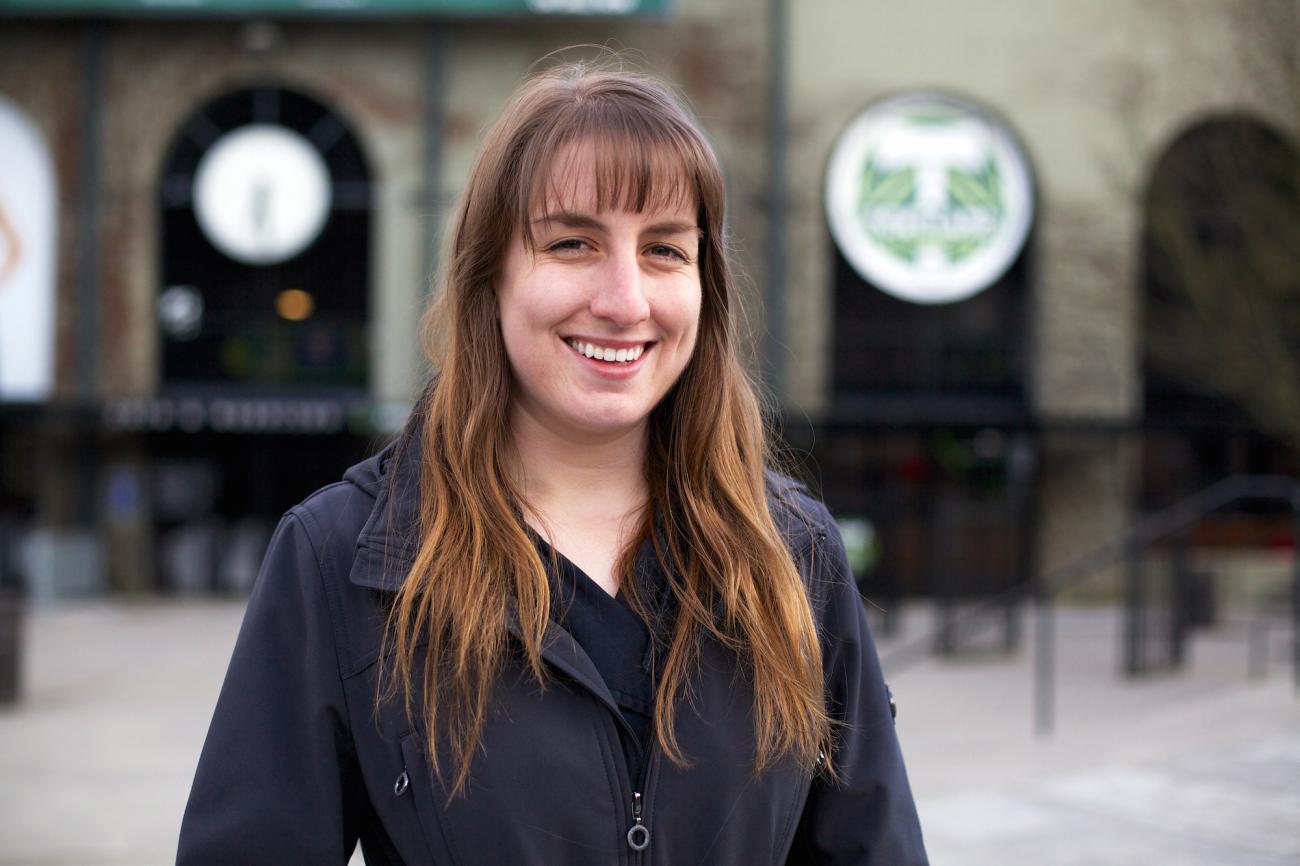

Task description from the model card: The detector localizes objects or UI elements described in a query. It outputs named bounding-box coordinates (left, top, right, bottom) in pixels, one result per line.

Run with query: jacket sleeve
left=786, top=502, right=929, bottom=865
left=177, top=510, right=365, bottom=865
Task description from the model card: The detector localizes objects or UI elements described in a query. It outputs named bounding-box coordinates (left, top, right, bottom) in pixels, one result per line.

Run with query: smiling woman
left=178, top=59, right=929, bottom=866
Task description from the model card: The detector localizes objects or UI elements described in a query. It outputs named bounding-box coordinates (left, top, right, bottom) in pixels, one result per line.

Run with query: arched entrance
left=146, top=85, right=377, bottom=593
left=159, top=85, right=372, bottom=389
left=1135, top=115, right=1300, bottom=669
left=1141, top=116, right=1300, bottom=503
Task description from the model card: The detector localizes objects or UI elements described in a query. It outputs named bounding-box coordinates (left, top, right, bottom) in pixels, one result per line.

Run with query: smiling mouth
left=565, top=338, right=649, bottom=364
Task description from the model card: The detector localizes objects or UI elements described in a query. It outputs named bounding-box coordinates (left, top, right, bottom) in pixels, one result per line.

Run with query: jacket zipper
left=624, top=733, right=662, bottom=862
left=626, top=790, right=649, bottom=852
left=517, top=612, right=664, bottom=862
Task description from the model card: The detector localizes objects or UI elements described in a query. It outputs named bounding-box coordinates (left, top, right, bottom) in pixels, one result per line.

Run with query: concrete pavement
left=0, top=600, right=1295, bottom=865
left=887, top=606, right=1300, bottom=865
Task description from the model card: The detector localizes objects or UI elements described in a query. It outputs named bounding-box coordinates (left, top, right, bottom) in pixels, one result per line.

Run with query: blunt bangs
left=514, top=86, right=720, bottom=249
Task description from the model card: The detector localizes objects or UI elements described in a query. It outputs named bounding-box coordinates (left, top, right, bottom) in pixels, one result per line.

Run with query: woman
left=178, top=61, right=928, bottom=865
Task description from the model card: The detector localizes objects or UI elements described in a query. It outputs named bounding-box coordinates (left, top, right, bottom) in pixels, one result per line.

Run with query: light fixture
left=275, top=288, right=315, bottom=321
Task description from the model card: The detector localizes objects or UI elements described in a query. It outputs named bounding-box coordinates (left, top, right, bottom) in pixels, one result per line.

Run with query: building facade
left=1, top=0, right=1296, bottom=618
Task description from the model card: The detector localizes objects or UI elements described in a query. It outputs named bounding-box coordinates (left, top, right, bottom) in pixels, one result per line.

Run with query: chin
left=567, top=400, right=652, bottom=437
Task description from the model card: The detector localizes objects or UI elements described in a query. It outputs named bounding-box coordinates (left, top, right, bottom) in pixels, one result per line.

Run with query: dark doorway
left=158, top=86, right=372, bottom=390
left=1141, top=116, right=1300, bottom=505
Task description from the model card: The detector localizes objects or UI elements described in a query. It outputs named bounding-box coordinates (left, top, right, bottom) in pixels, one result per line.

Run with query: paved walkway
left=887, top=606, right=1300, bottom=865
left=0, top=600, right=1296, bottom=865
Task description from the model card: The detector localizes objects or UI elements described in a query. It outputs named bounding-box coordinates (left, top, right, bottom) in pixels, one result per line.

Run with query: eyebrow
left=533, top=211, right=702, bottom=237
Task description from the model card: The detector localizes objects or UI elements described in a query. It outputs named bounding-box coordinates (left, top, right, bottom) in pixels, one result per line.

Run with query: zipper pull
left=626, top=790, right=650, bottom=851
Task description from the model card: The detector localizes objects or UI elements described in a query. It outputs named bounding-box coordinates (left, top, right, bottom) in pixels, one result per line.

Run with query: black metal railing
left=878, top=475, right=1300, bottom=735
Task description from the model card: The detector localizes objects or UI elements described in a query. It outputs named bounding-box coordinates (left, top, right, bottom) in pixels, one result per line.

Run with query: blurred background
left=0, top=0, right=1298, bottom=863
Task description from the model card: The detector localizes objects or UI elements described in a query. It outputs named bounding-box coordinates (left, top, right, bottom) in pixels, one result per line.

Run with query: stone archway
left=1141, top=115, right=1300, bottom=505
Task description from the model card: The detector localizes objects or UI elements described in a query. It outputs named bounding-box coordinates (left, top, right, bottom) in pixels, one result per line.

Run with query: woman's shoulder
left=287, top=444, right=392, bottom=556
left=245, top=441, right=406, bottom=679
left=763, top=468, right=838, bottom=552
left=763, top=468, right=858, bottom=617
left=260, top=436, right=415, bottom=605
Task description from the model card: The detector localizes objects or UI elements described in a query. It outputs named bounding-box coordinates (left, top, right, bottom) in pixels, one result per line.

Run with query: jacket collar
left=346, top=436, right=818, bottom=594
left=343, top=422, right=818, bottom=723
left=347, top=432, right=420, bottom=593
left=344, top=429, right=624, bottom=716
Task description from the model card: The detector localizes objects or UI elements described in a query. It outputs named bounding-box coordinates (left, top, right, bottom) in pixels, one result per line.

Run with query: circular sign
left=825, top=93, right=1035, bottom=305
left=193, top=124, right=331, bottom=266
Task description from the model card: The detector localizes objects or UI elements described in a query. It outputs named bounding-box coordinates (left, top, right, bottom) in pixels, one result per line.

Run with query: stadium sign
left=825, top=92, right=1035, bottom=305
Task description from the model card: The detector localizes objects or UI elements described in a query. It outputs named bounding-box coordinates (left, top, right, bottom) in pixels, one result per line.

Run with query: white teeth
left=567, top=338, right=647, bottom=363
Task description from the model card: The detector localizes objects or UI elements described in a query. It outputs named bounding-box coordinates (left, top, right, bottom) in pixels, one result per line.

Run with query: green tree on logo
left=857, top=157, right=919, bottom=260
left=944, top=157, right=1003, bottom=262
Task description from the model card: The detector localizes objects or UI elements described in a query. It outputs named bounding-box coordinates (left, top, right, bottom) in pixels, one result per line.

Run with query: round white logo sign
left=193, top=124, right=331, bottom=267
left=825, top=93, right=1035, bottom=305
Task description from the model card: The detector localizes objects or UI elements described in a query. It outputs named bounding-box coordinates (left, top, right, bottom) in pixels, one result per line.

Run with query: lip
left=562, top=335, right=653, bottom=378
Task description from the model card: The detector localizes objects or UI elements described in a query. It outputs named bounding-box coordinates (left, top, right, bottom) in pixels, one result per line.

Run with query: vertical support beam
left=422, top=25, right=446, bottom=299
left=763, top=0, right=788, bottom=401
left=71, top=24, right=106, bottom=591
left=76, top=23, right=104, bottom=403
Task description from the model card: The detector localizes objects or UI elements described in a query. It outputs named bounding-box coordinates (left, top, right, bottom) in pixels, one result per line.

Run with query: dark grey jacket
left=177, top=442, right=928, bottom=865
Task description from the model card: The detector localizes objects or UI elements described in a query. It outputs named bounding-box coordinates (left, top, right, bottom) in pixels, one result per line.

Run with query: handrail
left=877, top=474, right=1300, bottom=734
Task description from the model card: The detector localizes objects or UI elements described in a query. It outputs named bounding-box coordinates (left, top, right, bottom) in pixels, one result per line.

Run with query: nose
left=589, top=248, right=650, bottom=327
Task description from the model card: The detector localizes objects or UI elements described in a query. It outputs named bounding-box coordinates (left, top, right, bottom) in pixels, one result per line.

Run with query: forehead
left=528, top=139, right=698, bottom=223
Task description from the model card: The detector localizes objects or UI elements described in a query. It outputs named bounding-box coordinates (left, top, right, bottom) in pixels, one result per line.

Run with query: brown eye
left=647, top=243, right=688, bottom=262
left=547, top=238, right=590, bottom=254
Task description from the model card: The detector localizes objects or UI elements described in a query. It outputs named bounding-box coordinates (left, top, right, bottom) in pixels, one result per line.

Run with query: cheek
left=498, top=281, right=556, bottom=345
left=675, top=283, right=704, bottom=353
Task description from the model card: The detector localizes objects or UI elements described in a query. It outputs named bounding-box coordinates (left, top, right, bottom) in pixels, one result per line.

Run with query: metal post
left=1170, top=529, right=1189, bottom=669
left=1033, top=583, right=1054, bottom=736
left=1003, top=587, right=1020, bottom=654
left=0, top=518, right=8, bottom=588
left=1291, top=493, right=1300, bottom=693
left=1247, top=613, right=1268, bottom=681
left=1024, top=437, right=1049, bottom=732
left=1124, top=545, right=1145, bottom=676
left=935, top=596, right=954, bottom=656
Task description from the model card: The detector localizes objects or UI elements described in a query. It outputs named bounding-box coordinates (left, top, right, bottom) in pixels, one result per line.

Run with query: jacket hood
left=345, top=430, right=421, bottom=593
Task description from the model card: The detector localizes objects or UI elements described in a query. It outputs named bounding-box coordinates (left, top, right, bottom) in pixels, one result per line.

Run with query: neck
left=508, top=403, right=649, bottom=524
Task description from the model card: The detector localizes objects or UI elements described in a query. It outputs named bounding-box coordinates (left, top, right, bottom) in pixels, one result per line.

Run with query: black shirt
left=536, top=533, right=671, bottom=788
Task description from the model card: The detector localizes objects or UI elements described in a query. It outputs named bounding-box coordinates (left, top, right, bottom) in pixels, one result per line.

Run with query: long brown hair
left=381, top=60, right=832, bottom=797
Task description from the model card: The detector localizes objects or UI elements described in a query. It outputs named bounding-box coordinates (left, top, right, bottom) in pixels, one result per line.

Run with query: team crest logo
left=826, top=93, right=1034, bottom=305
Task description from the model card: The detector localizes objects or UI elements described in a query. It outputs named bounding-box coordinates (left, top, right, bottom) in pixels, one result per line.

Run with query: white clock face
left=193, top=124, right=331, bottom=266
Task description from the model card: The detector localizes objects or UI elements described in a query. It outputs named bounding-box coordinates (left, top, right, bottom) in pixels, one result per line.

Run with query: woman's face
left=497, top=143, right=703, bottom=444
